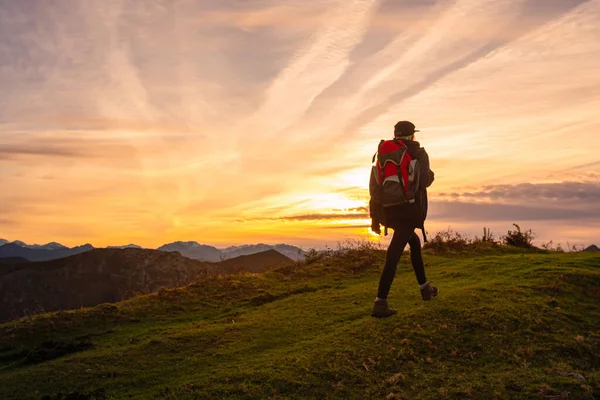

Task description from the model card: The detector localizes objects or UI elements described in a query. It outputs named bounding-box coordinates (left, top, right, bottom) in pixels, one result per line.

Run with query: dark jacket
left=370, top=139, right=434, bottom=229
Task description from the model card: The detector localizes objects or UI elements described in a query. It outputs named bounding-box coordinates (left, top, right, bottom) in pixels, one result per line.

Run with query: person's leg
left=408, top=231, right=439, bottom=300
left=376, top=223, right=414, bottom=299
left=372, top=223, right=415, bottom=318
left=408, top=232, right=427, bottom=285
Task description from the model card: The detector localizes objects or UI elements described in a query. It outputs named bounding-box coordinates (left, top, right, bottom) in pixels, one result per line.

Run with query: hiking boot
left=371, top=299, right=397, bottom=318
left=420, top=282, right=439, bottom=301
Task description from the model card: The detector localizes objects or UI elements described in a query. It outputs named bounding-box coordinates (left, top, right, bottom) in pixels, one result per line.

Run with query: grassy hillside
left=0, top=248, right=214, bottom=322
left=0, top=247, right=598, bottom=399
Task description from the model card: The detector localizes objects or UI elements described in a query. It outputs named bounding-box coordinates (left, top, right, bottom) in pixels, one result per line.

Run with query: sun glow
left=329, top=167, right=371, bottom=190
left=291, top=193, right=366, bottom=214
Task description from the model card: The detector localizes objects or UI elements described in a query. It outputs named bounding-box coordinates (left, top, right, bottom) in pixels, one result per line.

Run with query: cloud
left=0, top=135, right=140, bottom=163
left=186, top=3, right=331, bottom=31
left=327, top=224, right=370, bottom=230
left=429, top=201, right=598, bottom=222
left=299, top=0, right=534, bottom=129
left=237, top=211, right=369, bottom=223
left=0, top=144, right=84, bottom=159
left=438, top=181, right=600, bottom=203
left=251, top=0, right=377, bottom=134
left=282, top=212, right=368, bottom=221
left=254, top=195, right=598, bottom=224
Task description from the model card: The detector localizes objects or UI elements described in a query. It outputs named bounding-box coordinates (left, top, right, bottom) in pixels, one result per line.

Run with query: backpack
left=369, top=139, right=422, bottom=233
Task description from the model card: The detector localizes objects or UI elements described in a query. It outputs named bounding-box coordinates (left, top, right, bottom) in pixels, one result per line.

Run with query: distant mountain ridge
left=0, top=243, right=94, bottom=262
left=221, top=244, right=305, bottom=261
left=0, top=248, right=216, bottom=322
left=156, top=242, right=307, bottom=262
left=0, top=239, right=307, bottom=262
left=157, top=242, right=222, bottom=262
left=0, top=239, right=67, bottom=250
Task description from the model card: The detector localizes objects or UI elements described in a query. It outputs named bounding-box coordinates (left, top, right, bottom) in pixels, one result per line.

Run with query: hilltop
left=0, top=247, right=598, bottom=399
left=213, top=249, right=293, bottom=274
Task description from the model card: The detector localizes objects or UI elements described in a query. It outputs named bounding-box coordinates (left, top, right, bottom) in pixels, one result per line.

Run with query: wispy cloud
left=301, top=0, right=533, bottom=133
left=1, top=0, right=599, bottom=247
left=251, top=0, right=378, bottom=134
left=284, top=212, right=368, bottom=222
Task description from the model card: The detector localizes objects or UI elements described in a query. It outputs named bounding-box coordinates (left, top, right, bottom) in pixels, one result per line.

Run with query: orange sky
left=1, top=0, right=599, bottom=249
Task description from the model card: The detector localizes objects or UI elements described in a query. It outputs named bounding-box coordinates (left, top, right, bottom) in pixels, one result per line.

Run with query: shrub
left=303, top=248, right=324, bottom=265
left=502, top=224, right=535, bottom=248
left=480, top=227, right=497, bottom=243
left=541, top=241, right=585, bottom=252
left=568, top=243, right=585, bottom=252
left=423, top=226, right=545, bottom=254
left=302, top=239, right=382, bottom=272
left=540, top=240, right=565, bottom=253
left=423, top=228, right=474, bottom=252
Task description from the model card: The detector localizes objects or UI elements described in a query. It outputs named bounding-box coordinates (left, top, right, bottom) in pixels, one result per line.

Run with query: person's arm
left=369, top=166, right=382, bottom=234
left=418, top=148, right=434, bottom=189
left=369, top=165, right=379, bottom=201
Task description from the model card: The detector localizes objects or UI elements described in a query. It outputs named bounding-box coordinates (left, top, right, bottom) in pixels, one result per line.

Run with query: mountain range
left=0, top=242, right=94, bottom=262
left=0, top=248, right=216, bottom=322
left=0, top=246, right=294, bottom=322
left=0, top=239, right=307, bottom=262
left=221, top=243, right=305, bottom=261
left=0, top=239, right=67, bottom=250
left=157, top=241, right=223, bottom=262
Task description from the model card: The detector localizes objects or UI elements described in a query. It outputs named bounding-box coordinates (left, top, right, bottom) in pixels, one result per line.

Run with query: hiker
left=369, top=121, right=438, bottom=318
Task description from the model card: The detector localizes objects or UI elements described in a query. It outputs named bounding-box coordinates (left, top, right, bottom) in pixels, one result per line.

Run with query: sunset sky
left=1, top=0, right=599, bottom=249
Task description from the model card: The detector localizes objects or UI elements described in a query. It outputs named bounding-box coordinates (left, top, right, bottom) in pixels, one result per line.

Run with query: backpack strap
left=393, top=140, right=409, bottom=195
left=372, top=139, right=385, bottom=163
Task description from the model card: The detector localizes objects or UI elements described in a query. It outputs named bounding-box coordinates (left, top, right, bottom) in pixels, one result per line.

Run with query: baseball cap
left=394, top=121, right=419, bottom=136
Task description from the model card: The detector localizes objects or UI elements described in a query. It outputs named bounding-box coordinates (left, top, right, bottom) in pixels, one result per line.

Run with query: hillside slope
left=0, top=248, right=215, bottom=322
left=0, top=250, right=598, bottom=399
left=221, top=244, right=307, bottom=261
left=214, top=249, right=293, bottom=274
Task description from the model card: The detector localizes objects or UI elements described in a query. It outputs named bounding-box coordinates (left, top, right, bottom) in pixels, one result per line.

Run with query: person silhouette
left=369, top=121, right=438, bottom=318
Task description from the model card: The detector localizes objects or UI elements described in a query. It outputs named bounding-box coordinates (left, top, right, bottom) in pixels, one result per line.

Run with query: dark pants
left=377, top=220, right=427, bottom=299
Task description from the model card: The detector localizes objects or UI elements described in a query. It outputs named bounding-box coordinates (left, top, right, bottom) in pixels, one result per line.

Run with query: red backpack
left=371, top=138, right=421, bottom=206
left=369, top=139, right=422, bottom=235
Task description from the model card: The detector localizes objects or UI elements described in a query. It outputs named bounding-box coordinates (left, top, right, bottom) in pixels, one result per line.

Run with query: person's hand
left=371, top=220, right=381, bottom=235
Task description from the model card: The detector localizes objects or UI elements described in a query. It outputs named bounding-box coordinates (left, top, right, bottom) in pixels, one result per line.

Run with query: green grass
left=0, top=249, right=599, bottom=399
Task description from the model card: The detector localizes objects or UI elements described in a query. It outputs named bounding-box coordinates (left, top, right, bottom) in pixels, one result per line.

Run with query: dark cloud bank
left=440, top=181, right=600, bottom=203
left=277, top=181, right=600, bottom=223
